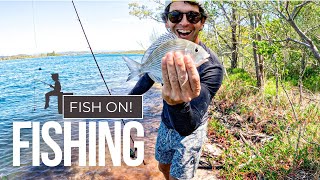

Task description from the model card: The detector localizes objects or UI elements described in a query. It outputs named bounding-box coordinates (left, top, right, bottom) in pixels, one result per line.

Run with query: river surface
left=0, top=54, right=164, bottom=179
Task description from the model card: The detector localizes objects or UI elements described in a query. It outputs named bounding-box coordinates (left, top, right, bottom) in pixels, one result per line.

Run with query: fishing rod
left=35, top=79, right=51, bottom=87
left=71, top=1, right=146, bottom=165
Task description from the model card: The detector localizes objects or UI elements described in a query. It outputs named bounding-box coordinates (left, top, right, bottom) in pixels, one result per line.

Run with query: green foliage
left=263, top=79, right=278, bottom=97
left=128, top=2, right=163, bottom=22
left=211, top=70, right=320, bottom=179
left=128, top=1, right=320, bottom=91
left=47, top=51, right=56, bottom=56
left=256, top=41, right=281, bottom=57
left=0, top=53, right=59, bottom=61
left=1, top=175, right=8, bottom=180
left=129, top=3, right=153, bottom=19
left=209, top=117, right=227, bottom=137
left=263, top=78, right=292, bottom=100
left=302, top=67, right=320, bottom=92
left=227, top=68, right=256, bottom=87
left=284, top=66, right=320, bottom=92
left=199, top=32, right=219, bottom=53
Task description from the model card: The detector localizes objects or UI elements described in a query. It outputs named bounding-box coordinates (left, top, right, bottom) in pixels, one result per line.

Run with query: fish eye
left=195, top=48, right=198, bottom=52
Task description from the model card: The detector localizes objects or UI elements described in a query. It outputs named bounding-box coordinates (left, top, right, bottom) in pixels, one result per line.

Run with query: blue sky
left=0, top=1, right=166, bottom=56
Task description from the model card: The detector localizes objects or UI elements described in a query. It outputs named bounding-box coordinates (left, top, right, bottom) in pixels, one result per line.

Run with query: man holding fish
left=126, top=0, right=223, bottom=179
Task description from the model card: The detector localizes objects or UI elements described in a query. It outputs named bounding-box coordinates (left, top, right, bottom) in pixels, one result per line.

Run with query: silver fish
left=123, top=33, right=210, bottom=83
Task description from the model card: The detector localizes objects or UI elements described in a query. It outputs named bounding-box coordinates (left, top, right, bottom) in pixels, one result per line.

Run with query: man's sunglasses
left=167, top=11, right=203, bottom=24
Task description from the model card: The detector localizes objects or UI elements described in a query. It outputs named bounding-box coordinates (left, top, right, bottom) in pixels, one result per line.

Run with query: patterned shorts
left=155, top=121, right=207, bottom=179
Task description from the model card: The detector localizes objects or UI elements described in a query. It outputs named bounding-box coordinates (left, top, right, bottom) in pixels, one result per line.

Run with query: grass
left=207, top=68, right=320, bottom=179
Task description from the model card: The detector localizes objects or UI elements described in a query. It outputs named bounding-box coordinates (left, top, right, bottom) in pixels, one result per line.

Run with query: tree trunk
left=299, top=52, right=306, bottom=104
left=252, top=41, right=262, bottom=88
left=249, top=11, right=264, bottom=89
left=231, top=6, right=238, bottom=69
left=257, top=33, right=264, bottom=91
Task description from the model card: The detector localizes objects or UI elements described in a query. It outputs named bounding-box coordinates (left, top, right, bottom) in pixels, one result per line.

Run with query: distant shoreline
left=0, top=50, right=145, bottom=61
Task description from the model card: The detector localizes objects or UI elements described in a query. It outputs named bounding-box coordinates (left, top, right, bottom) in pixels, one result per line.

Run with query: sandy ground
left=194, top=169, right=218, bottom=180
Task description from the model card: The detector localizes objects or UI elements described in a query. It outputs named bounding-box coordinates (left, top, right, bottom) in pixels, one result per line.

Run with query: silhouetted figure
left=44, top=73, right=61, bottom=109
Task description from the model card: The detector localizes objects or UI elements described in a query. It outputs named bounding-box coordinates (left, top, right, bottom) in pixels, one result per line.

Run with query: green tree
left=272, top=1, right=320, bottom=63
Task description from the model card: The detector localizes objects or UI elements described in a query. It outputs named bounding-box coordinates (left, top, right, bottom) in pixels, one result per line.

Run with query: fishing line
left=32, top=0, right=38, bottom=49
left=71, top=1, right=111, bottom=95
left=71, top=1, right=146, bottom=165
left=33, top=76, right=36, bottom=111
left=33, top=68, right=43, bottom=111
left=32, top=0, right=39, bottom=112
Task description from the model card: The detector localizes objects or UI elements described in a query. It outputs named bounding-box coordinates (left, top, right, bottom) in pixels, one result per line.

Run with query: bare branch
left=272, top=1, right=320, bottom=62
left=291, top=0, right=312, bottom=20
left=286, top=38, right=311, bottom=48
left=219, top=3, right=232, bottom=26
left=216, top=31, right=232, bottom=50
left=285, top=1, right=290, bottom=18
left=272, top=1, right=288, bottom=20
left=255, top=13, right=271, bottom=40
left=212, top=22, right=223, bottom=49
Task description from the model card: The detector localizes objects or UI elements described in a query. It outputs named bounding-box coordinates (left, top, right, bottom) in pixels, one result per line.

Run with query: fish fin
left=141, top=32, right=178, bottom=63
left=122, top=56, right=142, bottom=81
left=147, top=73, right=162, bottom=83
left=147, top=73, right=157, bottom=82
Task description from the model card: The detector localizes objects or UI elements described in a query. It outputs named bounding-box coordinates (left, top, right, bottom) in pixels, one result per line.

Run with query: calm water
left=0, top=54, right=163, bottom=179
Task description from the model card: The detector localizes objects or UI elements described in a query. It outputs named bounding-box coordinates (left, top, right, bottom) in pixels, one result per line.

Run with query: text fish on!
left=12, top=121, right=144, bottom=167
left=63, top=95, right=143, bottom=119
left=69, top=101, right=133, bottom=113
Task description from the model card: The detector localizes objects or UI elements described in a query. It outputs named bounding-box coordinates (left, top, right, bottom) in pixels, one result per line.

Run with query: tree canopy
left=129, top=0, right=320, bottom=92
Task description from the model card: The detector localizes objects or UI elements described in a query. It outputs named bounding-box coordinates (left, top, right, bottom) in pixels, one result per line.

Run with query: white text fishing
left=12, top=121, right=144, bottom=167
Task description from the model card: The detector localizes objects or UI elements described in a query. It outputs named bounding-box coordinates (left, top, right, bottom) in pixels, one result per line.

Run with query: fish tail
left=122, top=56, right=142, bottom=81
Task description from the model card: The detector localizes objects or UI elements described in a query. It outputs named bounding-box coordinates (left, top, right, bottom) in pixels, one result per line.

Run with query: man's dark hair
left=161, top=1, right=207, bottom=23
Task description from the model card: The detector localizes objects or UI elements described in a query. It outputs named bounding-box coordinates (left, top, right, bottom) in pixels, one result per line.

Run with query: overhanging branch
left=286, top=38, right=311, bottom=48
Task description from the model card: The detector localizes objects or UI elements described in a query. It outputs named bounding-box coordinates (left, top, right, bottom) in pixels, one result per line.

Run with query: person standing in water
left=129, top=0, right=223, bottom=179
left=44, top=73, right=61, bottom=109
